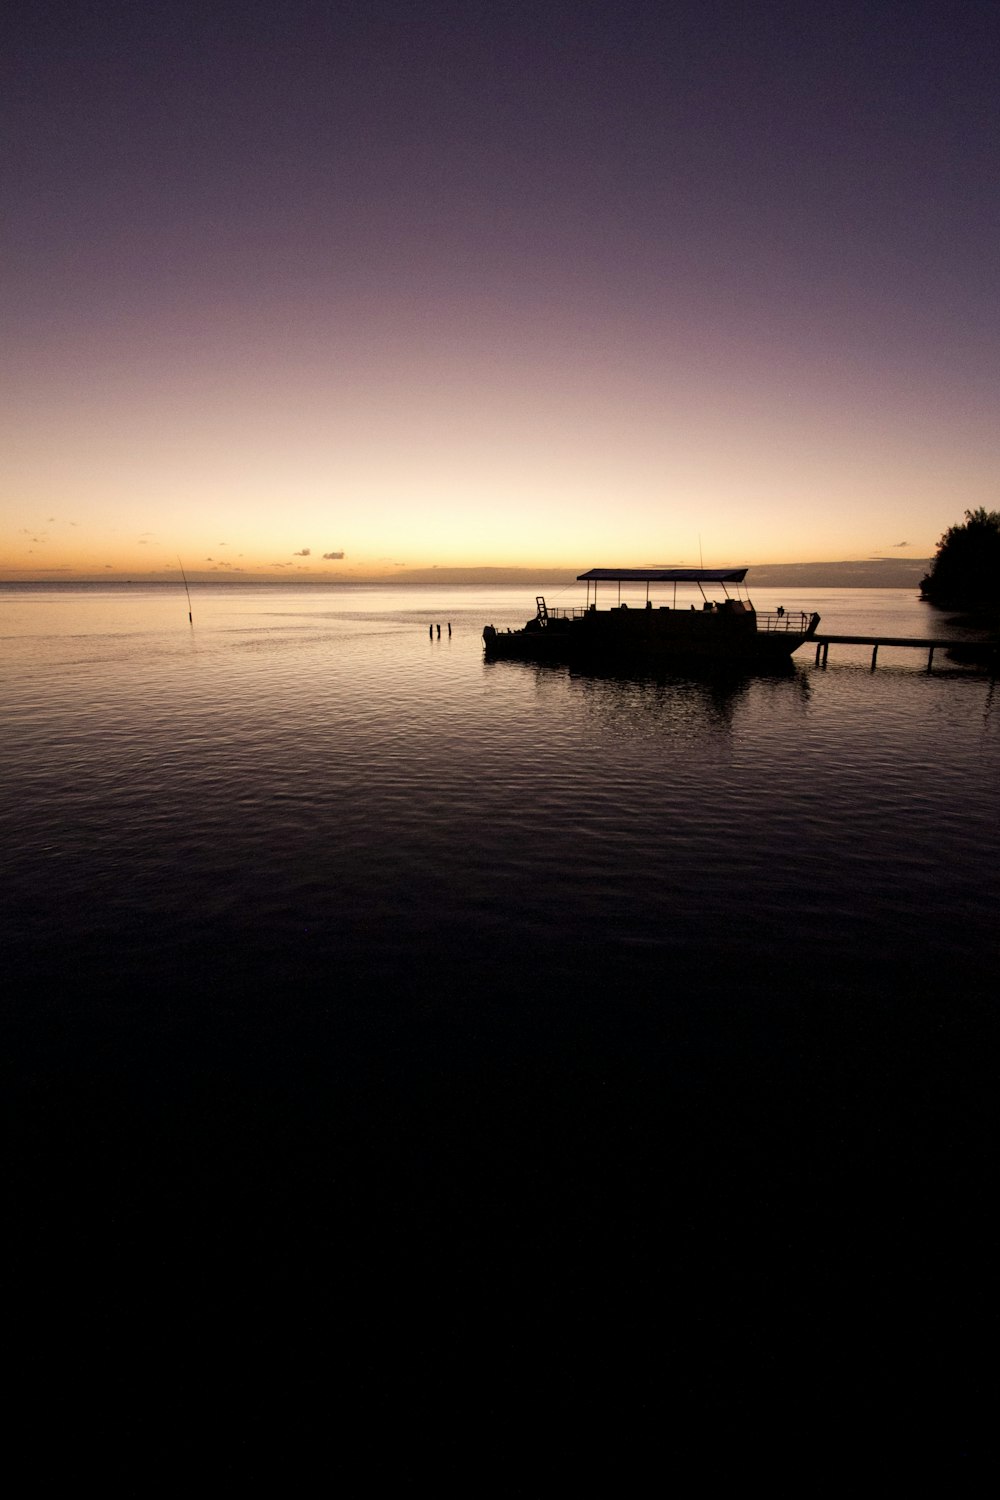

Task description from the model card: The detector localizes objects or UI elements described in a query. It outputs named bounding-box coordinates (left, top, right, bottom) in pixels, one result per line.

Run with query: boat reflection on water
left=484, top=649, right=811, bottom=745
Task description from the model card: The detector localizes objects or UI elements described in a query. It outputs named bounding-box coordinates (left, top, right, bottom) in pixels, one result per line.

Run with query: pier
left=812, top=633, right=999, bottom=673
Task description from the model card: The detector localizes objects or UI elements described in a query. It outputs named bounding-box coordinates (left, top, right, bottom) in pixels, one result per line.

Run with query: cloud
left=293, top=547, right=311, bottom=556
left=322, top=551, right=345, bottom=560
left=893, top=540, right=909, bottom=548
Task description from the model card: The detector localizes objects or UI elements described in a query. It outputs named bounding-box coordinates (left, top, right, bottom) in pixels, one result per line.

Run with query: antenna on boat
left=698, top=535, right=704, bottom=568
left=178, top=557, right=193, bottom=624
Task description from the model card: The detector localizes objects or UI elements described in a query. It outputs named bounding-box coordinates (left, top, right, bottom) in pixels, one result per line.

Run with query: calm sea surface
left=4, top=582, right=997, bottom=988
left=3, top=581, right=997, bottom=1467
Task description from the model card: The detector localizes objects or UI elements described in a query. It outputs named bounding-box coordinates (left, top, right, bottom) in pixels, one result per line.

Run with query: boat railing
left=542, top=605, right=589, bottom=620
left=540, top=605, right=817, bottom=632
left=757, top=611, right=815, bottom=633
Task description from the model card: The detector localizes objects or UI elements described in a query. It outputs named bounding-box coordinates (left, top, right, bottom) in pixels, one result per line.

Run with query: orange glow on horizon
left=2, top=290, right=992, bottom=582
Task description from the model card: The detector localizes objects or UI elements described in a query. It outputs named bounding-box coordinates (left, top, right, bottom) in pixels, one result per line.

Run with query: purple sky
left=3, top=1, right=997, bottom=577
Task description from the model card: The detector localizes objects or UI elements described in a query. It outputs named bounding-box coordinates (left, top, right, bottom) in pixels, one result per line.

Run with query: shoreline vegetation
left=920, top=508, right=1000, bottom=619
left=917, top=509, right=1000, bottom=666
left=2, top=559, right=932, bottom=589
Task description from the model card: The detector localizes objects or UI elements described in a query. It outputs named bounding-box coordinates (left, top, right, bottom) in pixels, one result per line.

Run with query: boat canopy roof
left=577, top=567, right=748, bottom=584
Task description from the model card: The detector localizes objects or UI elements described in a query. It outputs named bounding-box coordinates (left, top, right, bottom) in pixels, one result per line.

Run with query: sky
left=2, top=0, right=997, bottom=581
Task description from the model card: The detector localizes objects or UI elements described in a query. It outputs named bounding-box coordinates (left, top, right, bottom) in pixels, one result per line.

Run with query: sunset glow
left=3, top=2, right=997, bottom=581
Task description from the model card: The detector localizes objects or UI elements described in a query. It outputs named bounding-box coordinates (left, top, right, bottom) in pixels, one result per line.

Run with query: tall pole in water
left=178, top=558, right=193, bottom=624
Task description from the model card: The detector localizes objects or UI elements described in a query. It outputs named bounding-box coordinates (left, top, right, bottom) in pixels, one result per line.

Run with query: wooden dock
left=812, top=634, right=999, bottom=672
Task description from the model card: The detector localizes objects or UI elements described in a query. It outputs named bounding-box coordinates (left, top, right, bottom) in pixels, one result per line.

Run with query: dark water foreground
left=9, top=937, right=992, bottom=1477
left=3, top=586, right=997, bottom=1477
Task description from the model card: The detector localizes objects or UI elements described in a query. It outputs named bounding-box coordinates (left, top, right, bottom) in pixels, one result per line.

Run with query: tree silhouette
left=920, top=508, right=1000, bottom=605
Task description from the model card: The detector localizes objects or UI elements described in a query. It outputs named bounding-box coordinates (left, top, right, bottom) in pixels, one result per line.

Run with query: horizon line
left=1, top=557, right=932, bottom=588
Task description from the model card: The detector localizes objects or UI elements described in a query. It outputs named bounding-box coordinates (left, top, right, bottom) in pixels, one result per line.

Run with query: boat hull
left=483, top=608, right=817, bottom=666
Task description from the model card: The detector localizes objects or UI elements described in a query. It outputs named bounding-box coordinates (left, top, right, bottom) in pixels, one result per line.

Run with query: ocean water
left=4, top=582, right=996, bottom=991
left=3, top=582, right=997, bottom=1468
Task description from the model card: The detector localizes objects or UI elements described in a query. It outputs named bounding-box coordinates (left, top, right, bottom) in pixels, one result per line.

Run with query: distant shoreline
left=1, top=560, right=931, bottom=590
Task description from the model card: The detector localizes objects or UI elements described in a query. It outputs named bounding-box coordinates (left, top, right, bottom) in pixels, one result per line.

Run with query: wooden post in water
left=178, top=558, right=193, bottom=625
left=871, top=643, right=879, bottom=671
left=927, top=645, right=935, bottom=673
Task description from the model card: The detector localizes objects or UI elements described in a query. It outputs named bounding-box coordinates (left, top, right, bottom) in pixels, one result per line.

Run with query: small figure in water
left=429, top=624, right=433, bottom=639
left=447, top=622, right=452, bottom=636
left=436, top=623, right=441, bottom=637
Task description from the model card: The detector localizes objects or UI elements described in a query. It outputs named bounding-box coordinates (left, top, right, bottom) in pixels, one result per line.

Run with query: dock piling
left=810, top=633, right=998, bottom=672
